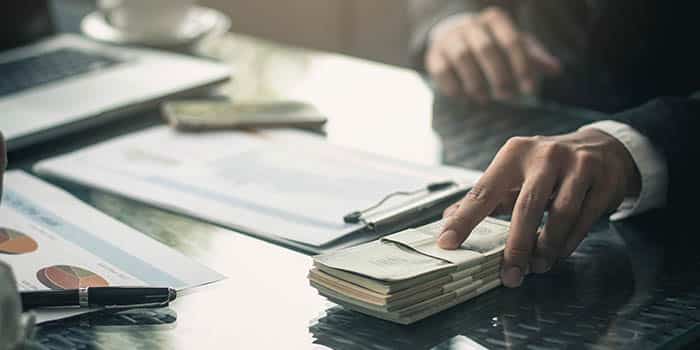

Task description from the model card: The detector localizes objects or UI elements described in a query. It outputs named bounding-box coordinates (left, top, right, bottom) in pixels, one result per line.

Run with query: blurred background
left=201, top=0, right=412, bottom=67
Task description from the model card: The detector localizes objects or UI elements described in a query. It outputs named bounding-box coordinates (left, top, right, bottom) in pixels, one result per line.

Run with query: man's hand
left=426, top=6, right=561, bottom=102
left=438, top=129, right=641, bottom=287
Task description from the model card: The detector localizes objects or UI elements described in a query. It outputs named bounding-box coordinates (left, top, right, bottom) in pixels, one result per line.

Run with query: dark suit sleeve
left=408, top=0, right=485, bottom=71
left=610, top=94, right=700, bottom=216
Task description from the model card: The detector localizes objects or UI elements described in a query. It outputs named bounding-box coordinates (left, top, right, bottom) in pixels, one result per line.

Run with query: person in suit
left=409, top=1, right=699, bottom=288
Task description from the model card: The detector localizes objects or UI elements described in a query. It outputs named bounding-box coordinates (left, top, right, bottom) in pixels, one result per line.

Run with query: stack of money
left=309, top=217, right=510, bottom=324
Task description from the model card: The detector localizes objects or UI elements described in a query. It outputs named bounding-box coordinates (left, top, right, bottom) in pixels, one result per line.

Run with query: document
left=0, top=171, right=225, bottom=324
left=35, top=126, right=481, bottom=248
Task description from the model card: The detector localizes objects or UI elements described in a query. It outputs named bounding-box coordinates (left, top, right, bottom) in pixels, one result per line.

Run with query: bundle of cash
left=309, top=217, right=510, bottom=324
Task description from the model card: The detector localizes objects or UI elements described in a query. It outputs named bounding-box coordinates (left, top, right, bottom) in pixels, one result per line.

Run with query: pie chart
left=36, top=265, right=109, bottom=290
left=0, top=228, right=38, bottom=254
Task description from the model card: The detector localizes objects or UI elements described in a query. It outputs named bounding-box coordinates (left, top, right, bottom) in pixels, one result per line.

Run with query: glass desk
left=10, top=2, right=700, bottom=349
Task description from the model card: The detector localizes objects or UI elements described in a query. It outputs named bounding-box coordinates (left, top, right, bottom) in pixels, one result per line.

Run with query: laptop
left=0, top=1, right=231, bottom=151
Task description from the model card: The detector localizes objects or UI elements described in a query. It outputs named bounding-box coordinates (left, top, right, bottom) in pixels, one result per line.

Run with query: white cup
left=98, top=0, right=196, bottom=37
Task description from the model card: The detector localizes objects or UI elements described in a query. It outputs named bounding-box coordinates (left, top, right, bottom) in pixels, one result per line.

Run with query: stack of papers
left=309, top=218, right=510, bottom=324
left=34, top=126, right=480, bottom=251
left=1, top=171, right=224, bottom=324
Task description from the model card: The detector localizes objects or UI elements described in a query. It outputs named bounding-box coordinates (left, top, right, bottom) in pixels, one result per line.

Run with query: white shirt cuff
left=580, top=120, right=668, bottom=220
left=429, top=13, right=474, bottom=43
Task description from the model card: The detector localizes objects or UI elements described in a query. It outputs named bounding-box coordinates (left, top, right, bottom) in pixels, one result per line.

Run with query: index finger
left=438, top=168, right=508, bottom=249
left=439, top=142, right=524, bottom=249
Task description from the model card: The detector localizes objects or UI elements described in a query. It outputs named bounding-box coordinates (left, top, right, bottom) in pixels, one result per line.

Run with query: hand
left=438, top=129, right=641, bottom=287
left=425, top=6, right=561, bottom=102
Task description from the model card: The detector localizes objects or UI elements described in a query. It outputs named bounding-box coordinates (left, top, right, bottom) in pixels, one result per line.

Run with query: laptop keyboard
left=0, top=48, right=121, bottom=98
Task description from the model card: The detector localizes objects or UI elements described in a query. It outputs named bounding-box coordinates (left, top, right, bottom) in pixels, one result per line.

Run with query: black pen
left=20, top=287, right=177, bottom=311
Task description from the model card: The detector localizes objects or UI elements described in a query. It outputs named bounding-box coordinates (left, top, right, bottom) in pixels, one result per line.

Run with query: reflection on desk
left=24, top=1, right=700, bottom=348
left=35, top=308, right=177, bottom=349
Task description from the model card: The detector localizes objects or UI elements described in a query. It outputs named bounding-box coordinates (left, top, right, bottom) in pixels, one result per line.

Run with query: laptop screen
left=0, top=1, right=55, bottom=51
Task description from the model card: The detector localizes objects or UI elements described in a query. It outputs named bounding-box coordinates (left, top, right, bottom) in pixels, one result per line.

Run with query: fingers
left=442, top=201, right=460, bottom=218
left=531, top=174, right=591, bottom=273
left=464, top=19, right=515, bottom=100
left=439, top=138, right=525, bottom=249
left=439, top=180, right=503, bottom=249
left=561, top=183, right=614, bottom=257
left=490, top=189, right=519, bottom=216
left=558, top=150, right=617, bottom=257
left=426, top=6, right=562, bottom=101
left=443, top=30, right=489, bottom=102
left=436, top=130, right=633, bottom=289
left=523, top=34, right=562, bottom=76
left=501, top=171, right=557, bottom=287
left=481, top=8, right=534, bottom=94
left=426, top=46, right=461, bottom=97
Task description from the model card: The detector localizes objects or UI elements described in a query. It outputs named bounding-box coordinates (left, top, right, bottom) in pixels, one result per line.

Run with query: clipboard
left=34, top=126, right=481, bottom=254
left=315, top=184, right=471, bottom=254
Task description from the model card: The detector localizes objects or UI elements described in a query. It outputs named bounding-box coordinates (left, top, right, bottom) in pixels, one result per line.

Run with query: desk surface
left=12, top=2, right=700, bottom=349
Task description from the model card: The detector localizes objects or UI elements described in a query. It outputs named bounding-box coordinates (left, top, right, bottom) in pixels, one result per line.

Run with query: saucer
left=81, top=6, right=231, bottom=48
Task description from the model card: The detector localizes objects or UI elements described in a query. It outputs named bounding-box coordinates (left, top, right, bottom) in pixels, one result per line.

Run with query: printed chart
left=0, top=227, right=38, bottom=254
left=37, top=265, right=110, bottom=290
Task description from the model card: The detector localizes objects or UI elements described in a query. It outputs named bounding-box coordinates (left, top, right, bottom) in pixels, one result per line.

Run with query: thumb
left=524, top=35, right=562, bottom=76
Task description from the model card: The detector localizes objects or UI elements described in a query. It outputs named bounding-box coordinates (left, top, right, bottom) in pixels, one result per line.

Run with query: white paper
left=35, top=126, right=480, bottom=247
left=0, top=171, right=224, bottom=324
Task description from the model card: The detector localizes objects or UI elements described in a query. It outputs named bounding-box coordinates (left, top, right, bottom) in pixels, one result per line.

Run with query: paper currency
left=309, top=217, right=510, bottom=324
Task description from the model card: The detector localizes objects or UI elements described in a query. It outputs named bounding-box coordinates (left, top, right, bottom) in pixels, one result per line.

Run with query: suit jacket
left=410, top=0, right=699, bottom=218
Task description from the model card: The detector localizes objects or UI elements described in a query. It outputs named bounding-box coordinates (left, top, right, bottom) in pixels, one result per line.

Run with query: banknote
left=308, top=257, right=501, bottom=306
left=310, top=264, right=499, bottom=311
left=320, top=277, right=502, bottom=325
left=313, top=217, right=510, bottom=286
left=309, top=217, right=510, bottom=324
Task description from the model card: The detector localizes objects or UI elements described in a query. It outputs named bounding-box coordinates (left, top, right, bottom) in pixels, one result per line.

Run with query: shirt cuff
left=429, top=13, right=474, bottom=43
left=580, top=120, right=668, bottom=220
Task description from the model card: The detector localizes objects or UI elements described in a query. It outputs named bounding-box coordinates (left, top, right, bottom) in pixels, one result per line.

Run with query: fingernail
left=438, top=230, right=459, bottom=249
left=501, top=266, right=524, bottom=287
left=531, top=257, right=551, bottom=274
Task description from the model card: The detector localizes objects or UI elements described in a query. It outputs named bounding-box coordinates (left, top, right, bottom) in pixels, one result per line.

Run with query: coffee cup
left=98, top=0, right=195, bottom=38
